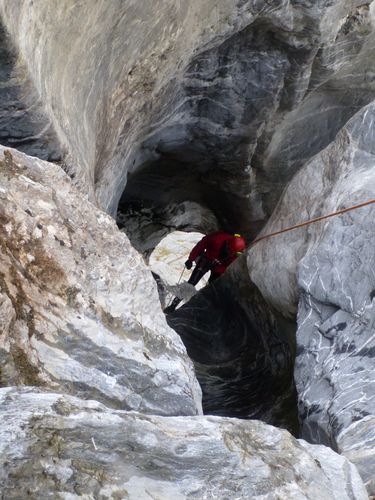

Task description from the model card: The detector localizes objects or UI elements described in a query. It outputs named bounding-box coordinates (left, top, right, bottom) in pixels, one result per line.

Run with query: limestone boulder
left=0, top=387, right=368, bottom=500
left=0, top=145, right=201, bottom=416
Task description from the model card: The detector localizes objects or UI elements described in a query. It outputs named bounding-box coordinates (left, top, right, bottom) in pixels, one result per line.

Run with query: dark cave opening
left=116, top=155, right=263, bottom=257
left=113, top=16, right=307, bottom=433
left=117, top=165, right=299, bottom=434
left=165, top=258, right=299, bottom=435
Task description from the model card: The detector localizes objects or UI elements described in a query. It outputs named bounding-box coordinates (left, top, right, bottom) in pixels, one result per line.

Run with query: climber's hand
left=185, top=259, right=193, bottom=270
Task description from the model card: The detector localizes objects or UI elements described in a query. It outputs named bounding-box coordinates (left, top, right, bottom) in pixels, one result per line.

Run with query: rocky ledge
left=0, top=387, right=368, bottom=499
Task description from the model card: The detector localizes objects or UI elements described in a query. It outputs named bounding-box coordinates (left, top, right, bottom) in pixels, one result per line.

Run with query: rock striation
left=0, top=0, right=374, bottom=497
left=1, top=1, right=374, bottom=245
left=250, top=102, right=375, bottom=493
left=0, top=387, right=368, bottom=500
left=2, top=145, right=368, bottom=498
left=0, top=145, right=201, bottom=416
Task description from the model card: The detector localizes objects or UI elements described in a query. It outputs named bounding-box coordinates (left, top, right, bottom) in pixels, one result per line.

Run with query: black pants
left=187, top=256, right=212, bottom=286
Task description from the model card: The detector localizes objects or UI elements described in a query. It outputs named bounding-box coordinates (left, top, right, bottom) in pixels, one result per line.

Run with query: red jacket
left=189, top=231, right=238, bottom=275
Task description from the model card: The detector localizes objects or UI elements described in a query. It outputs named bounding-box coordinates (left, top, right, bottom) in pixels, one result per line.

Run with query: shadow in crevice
left=167, top=257, right=299, bottom=435
left=0, top=21, right=62, bottom=161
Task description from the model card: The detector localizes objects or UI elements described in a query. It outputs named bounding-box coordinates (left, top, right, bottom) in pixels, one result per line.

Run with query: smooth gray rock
left=0, top=387, right=368, bottom=500
left=250, top=101, right=375, bottom=493
left=1, top=1, right=371, bottom=246
left=258, top=3, right=375, bottom=216
left=0, top=145, right=201, bottom=416
left=296, top=104, right=375, bottom=494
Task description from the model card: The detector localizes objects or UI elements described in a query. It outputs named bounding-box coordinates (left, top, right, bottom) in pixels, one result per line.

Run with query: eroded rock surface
left=0, top=1, right=374, bottom=497
left=249, top=102, right=375, bottom=493
left=0, top=22, right=61, bottom=161
left=0, top=145, right=201, bottom=416
left=0, top=387, right=368, bottom=500
left=1, top=1, right=374, bottom=246
left=168, top=257, right=298, bottom=434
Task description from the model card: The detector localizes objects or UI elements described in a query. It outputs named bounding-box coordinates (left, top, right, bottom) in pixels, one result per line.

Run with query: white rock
left=0, top=387, right=368, bottom=500
left=0, top=146, right=201, bottom=416
left=249, top=101, right=375, bottom=493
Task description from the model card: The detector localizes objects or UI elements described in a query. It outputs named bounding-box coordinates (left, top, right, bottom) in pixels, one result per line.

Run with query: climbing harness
left=249, top=198, right=375, bottom=248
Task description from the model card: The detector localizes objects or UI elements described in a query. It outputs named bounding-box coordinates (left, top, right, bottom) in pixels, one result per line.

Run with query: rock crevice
left=0, top=0, right=374, bottom=496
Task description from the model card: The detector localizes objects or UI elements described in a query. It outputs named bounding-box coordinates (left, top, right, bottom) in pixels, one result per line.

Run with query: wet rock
left=0, top=146, right=201, bottom=416
left=168, top=257, right=298, bottom=433
left=0, top=387, right=368, bottom=500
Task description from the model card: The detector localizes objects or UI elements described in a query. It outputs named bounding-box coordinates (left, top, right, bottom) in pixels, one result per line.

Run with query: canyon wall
left=2, top=1, right=373, bottom=239
left=0, top=0, right=374, bottom=496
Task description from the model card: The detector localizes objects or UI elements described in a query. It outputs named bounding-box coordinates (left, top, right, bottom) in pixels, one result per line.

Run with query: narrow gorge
left=0, top=1, right=374, bottom=498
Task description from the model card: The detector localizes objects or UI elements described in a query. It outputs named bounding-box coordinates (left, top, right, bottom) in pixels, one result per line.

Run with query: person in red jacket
left=164, top=232, right=246, bottom=313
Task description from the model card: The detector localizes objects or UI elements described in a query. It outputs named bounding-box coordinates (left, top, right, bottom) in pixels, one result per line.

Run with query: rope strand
left=250, top=198, right=375, bottom=247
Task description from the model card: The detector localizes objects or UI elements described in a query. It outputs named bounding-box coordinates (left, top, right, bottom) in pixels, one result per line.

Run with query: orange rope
left=250, top=198, right=375, bottom=247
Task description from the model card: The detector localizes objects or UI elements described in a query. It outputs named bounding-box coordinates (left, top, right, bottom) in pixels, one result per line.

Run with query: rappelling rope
left=177, top=266, right=185, bottom=284
left=166, top=266, right=185, bottom=307
left=249, top=198, right=375, bottom=248
left=165, top=197, right=375, bottom=301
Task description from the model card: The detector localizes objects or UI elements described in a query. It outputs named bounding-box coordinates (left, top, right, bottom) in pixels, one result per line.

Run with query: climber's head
left=228, top=234, right=246, bottom=256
